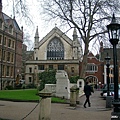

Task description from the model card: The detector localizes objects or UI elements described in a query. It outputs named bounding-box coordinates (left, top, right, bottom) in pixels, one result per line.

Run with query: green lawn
left=0, top=89, right=66, bottom=103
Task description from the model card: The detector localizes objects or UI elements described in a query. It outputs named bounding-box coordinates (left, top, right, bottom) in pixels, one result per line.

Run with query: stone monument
left=56, top=70, right=70, bottom=99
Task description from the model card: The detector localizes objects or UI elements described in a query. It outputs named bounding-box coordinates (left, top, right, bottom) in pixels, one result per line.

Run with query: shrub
left=69, top=76, right=80, bottom=83
left=38, top=69, right=57, bottom=91
left=5, top=85, right=13, bottom=90
left=26, top=84, right=36, bottom=89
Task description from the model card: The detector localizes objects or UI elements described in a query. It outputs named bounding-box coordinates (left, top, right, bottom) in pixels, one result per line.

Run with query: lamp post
left=105, top=53, right=112, bottom=108
left=105, top=53, right=111, bottom=96
left=107, top=14, right=120, bottom=119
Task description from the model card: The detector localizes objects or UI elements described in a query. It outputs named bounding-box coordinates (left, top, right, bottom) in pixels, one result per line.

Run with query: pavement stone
left=0, top=90, right=112, bottom=120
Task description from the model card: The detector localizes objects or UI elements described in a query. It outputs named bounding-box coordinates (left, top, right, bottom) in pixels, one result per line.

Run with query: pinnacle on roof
left=35, top=26, right=39, bottom=38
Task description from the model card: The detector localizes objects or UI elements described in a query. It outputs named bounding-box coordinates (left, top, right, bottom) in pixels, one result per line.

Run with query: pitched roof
left=2, top=13, right=20, bottom=30
left=38, top=27, right=73, bottom=47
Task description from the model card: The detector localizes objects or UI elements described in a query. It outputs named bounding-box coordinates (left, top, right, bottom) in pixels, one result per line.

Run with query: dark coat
left=84, top=84, right=93, bottom=96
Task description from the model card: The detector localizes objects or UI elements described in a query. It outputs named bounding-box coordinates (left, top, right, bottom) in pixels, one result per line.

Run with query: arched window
left=47, top=37, right=64, bottom=60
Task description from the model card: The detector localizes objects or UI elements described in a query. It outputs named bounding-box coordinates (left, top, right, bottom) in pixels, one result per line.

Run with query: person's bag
left=90, top=86, right=94, bottom=93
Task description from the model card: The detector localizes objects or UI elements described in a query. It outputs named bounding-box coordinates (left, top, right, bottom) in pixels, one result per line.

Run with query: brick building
left=84, top=52, right=104, bottom=85
left=0, top=0, right=23, bottom=89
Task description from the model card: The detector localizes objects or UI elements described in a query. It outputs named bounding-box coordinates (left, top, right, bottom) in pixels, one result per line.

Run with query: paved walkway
left=0, top=90, right=112, bottom=120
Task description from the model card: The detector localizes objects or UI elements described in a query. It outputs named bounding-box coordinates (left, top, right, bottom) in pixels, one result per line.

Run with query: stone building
left=0, top=0, right=23, bottom=89
left=25, top=26, right=83, bottom=85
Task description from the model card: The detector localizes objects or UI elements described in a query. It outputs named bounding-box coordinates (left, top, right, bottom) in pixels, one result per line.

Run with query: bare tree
left=12, top=0, right=33, bottom=24
left=23, top=32, right=34, bottom=50
left=4, top=0, right=34, bottom=49
left=38, top=0, right=120, bottom=78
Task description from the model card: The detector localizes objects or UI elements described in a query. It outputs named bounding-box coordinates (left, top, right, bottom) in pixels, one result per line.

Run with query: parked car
left=100, top=83, right=114, bottom=96
left=103, top=91, right=114, bottom=99
left=101, top=83, right=120, bottom=97
left=100, top=83, right=120, bottom=98
left=103, top=89, right=120, bottom=99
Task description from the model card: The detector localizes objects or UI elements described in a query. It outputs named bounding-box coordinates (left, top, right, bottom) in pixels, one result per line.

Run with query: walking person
left=83, top=81, right=94, bottom=108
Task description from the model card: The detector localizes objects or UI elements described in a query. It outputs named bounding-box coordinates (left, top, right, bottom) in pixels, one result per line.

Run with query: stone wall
left=45, top=71, right=85, bottom=99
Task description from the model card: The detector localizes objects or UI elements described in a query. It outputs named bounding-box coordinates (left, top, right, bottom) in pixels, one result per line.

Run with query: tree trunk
left=80, top=43, right=89, bottom=78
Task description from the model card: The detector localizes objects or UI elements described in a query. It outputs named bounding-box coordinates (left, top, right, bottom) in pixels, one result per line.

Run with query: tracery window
left=47, top=37, right=64, bottom=60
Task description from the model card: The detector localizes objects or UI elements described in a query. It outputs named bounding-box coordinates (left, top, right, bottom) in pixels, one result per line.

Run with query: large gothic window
left=47, top=37, right=64, bottom=60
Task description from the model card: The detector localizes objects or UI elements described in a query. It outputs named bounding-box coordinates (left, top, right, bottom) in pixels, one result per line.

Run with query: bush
left=69, top=76, right=80, bottom=83
left=14, top=83, right=22, bottom=89
left=38, top=69, right=57, bottom=91
left=5, top=85, right=13, bottom=90
left=26, top=84, right=36, bottom=89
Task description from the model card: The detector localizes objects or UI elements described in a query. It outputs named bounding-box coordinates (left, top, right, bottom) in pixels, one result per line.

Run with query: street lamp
left=107, top=14, right=120, bottom=118
left=105, top=53, right=111, bottom=96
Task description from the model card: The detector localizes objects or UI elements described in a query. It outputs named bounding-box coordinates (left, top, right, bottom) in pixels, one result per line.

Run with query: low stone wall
left=45, top=83, right=84, bottom=99
left=45, top=84, right=56, bottom=96
left=45, top=71, right=85, bottom=99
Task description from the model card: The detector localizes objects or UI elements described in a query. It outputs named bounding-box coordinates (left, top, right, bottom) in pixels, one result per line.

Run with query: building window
left=49, top=65, right=53, bottom=70
left=29, top=77, right=32, bottom=83
left=4, top=37, right=6, bottom=46
left=12, top=41, right=15, bottom=48
left=71, top=67, right=74, bottom=73
left=9, top=25, right=13, bottom=34
left=86, top=63, right=98, bottom=72
left=47, top=37, right=64, bottom=60
left=58, top=65, right=64, bottom=70
left=7, top=52, right=10, bottom=62
left=11, top=53, right=14, bottom=62
left=10, top=66, right=13, bottom=76
left=29, top=67, right=32, bottom=73
left=8, top=39, right=11, bottom=47
left=6, top=66, right=10, bottom=76
left=0, top=19, right=3, bottom=29
left=3, top=51, right=6, bottom=61
left=38, top=65, right=44, bottom=70
left=36, top=57, right=38, bottom=60
left=2, top=65, right=5, bottom=76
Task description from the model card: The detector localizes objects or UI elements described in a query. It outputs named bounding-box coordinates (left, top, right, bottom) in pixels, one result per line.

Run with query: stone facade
left=25, top=26, right=83, bottom=85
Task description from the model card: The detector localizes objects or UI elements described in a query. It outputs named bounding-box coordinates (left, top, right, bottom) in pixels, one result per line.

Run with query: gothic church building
left=25, top=27, right=83, bottom=85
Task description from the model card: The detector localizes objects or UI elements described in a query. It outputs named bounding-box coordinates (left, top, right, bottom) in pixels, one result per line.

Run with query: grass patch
left=0, top=89, right=66, bottom=103
left=0, top=89, right=39, bottom=101
left=51, top=97, right=66, bottom=103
